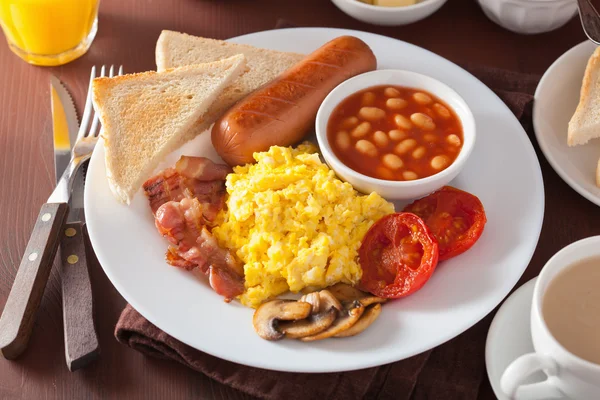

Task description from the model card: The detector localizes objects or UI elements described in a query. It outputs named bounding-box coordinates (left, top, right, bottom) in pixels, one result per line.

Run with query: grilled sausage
left=211, top=36, right=377, bottom=166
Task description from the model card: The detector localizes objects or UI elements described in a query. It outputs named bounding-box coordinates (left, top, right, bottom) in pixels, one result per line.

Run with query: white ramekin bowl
left=478, top=0, right=578, bottom=35
left=315, top=69, right=476, bottom=200
left=330, top=0, right=448, bottom=26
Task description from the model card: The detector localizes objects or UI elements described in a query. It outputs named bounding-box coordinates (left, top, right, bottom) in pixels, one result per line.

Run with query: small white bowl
left=478, top=0, right=578, bottom=35
left=315, top=69, right=476, bottom=200
left=331, top=0, right=448, bottom=26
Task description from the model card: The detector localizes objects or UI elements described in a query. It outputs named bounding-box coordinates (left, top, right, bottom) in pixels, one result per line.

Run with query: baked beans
left=395, top=138, right=417, bottom=154
left=394, top=114, right=412, bottom=130
left=384, top=87, right=401, bottom=97
left=447, top=134, right=461, bottom=146
left=362, top=91, right=376, bottom=106
left=336, top=131, right=351, bottom=150
left=359, top=107, right=386, bottom=121
left=412, top=146, right=426, bottom=159
left=340, top=116, right=359, bottom=129
left=412, top=92, right=432, bottom=105
left=351, top=121, right=371, bottom=138
left=327, top=85, right=463, bottom=181
left=373, top=131, right=389, bottom=147
left=433, top=103, right=451, bottom=119
left=386, top=98, right=408, bottom=110
left=382, top=154, right=403, bottom=170
left=403, top=171, right=418, bottom=181
left=356, top=139, right=378, bottom=157
left=388, top=129, right=406, bottom=141
left=410, top=113, right=436, bottom=130
left=423, top=133, right=438, bottom=143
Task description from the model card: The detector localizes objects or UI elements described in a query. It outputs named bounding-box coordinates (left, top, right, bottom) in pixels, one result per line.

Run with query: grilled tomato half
left=359, top=213, right=438, bottom=299
left=403, top=186, right=486, bottom=261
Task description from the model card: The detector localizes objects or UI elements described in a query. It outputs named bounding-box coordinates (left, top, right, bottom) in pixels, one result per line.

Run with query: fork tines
left=77, top=65, right=124, bottom=142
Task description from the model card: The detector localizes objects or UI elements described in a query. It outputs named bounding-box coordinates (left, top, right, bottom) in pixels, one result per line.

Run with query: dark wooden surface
left=0, top=0, right=598, bottom=398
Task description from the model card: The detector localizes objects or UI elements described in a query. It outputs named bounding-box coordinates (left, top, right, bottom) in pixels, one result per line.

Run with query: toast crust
left=568, top=47, right=600, bottom=147
left=156, top=30, right=304, bottom=71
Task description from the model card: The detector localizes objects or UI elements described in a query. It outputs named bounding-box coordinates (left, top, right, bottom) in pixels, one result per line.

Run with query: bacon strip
left=175, top=156, right=232, bottom=181
left=209, top=266, right=245, bottom=302
left=145, top=156, right=244, bottom=302
left=143, top=167, right=227, bottom=219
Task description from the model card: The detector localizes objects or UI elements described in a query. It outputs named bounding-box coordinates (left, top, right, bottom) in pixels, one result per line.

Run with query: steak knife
left=50, top=77, right=99, bottom=371
left=0, top=84, right=74, bottom=359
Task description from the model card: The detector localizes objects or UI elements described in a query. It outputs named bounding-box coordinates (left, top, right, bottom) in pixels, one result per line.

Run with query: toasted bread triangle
left=92, top=54, right=246, bottom=204
left=155, top=30, right=304, bottom=143
left=569, top=47, right=600, bottom=147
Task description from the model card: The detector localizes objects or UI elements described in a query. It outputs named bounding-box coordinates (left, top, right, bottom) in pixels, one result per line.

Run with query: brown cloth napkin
left=115, top=22, right=541, bottom=400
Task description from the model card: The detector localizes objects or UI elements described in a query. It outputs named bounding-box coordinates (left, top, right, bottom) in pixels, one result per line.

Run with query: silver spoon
left=578, top=0, right=600, bottom=44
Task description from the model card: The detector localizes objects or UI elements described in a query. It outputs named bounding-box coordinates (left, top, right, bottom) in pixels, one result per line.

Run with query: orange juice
left=0, top=0, right=99, bottom=66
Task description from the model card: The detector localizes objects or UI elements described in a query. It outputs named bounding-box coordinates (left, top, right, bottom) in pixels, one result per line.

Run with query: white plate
left=85, top=28, right=544, bottom=373
left=485, top=278, right=568, bottom=400
left=534, top=41, right=600, bottom=206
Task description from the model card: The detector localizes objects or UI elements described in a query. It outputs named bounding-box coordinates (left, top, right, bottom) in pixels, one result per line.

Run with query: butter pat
left=373, top=0, right=419, bottom=6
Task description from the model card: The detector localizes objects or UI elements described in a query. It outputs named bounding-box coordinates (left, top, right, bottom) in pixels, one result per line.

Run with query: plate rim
left=85, top=27, right=545, bottom=373
left=533, top=40, right=600, bottom=207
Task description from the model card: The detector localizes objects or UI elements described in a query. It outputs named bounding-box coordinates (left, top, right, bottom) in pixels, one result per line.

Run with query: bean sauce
left=327, top=85, right=463, bottom=181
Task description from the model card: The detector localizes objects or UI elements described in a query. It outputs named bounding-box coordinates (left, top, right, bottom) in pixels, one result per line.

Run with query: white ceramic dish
left=316, top=69, right=476, bottom=200
left=331, top=0, right=447, bottom=26
left=478, top=0, right=577, bottom=35
left=85, top=28, right=545, bottom=373
left=485, top=278, right=567, bottom=400
left=534, top=40, right=600, bottom=207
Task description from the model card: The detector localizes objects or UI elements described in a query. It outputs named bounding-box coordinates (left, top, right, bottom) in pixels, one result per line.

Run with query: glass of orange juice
left=0, top=0, right=99, bottom=66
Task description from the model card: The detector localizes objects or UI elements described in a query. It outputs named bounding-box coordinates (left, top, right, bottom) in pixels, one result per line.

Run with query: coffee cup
left=500, top=236, right=600, bottom=400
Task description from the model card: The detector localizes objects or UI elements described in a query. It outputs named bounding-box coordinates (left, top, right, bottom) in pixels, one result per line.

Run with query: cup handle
left=500, top=353, right=564, bottom=400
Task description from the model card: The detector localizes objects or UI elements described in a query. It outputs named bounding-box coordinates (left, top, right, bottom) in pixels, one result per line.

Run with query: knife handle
left=60, top=221, right=99, bottom=371
left=0, top=202, right=69, bottom=359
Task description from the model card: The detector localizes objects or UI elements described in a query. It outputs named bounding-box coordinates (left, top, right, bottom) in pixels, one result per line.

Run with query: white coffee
left=542, top=257, right=600, bottom=365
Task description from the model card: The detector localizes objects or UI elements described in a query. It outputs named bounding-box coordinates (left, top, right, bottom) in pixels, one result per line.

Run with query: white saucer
left=534, top=41, right=600, bottom=207
left=485, top=277, right=568, bottom=400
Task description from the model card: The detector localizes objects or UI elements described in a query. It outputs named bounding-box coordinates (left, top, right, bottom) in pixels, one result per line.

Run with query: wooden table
left=0, top=0, right=598, bottom=398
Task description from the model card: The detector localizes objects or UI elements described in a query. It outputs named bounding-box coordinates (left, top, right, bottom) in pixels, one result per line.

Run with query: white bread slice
left=92, top=54, right=246, bottom=204
left=568, top=47, right=600, bottom=146
left=155, top=30, right=304, bottom=142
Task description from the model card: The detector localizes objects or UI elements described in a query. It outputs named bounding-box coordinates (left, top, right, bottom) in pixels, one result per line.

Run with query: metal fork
left=0, top=65, right=123, bottom=360
left=49, top=65, right=123, bottom=205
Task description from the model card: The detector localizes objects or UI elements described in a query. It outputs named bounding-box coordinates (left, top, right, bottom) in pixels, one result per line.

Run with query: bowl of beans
left=315, top=69, right=475, bottom=200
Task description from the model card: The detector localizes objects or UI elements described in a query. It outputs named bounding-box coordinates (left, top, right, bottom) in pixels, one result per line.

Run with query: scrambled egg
left=212, top=143, right=394, bottom=308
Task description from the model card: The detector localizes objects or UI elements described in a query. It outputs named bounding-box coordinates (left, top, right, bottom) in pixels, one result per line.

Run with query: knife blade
left=51, top=77, right=99, bottom=371
left=50, top=78, right=72, bottom=181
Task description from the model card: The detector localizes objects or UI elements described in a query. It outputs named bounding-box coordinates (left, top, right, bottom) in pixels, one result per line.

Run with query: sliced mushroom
left=359, top=296, right=387, bottom=307
left=313, top=290, right=343, bottom=312
left=300, top=300, right=365, bottom=341
left=280, top=307, right=337, bottom=339
left=280, top=290, right=342, bottom=338
left=300, top=292, right=321, bottom=312
left=334, top=303, right=383, bottom=338
left=300, top=285, right=323, bottom=295
left=253, top=300, right=312, bottom=340
left=327, top=283, right=368, bottom=302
